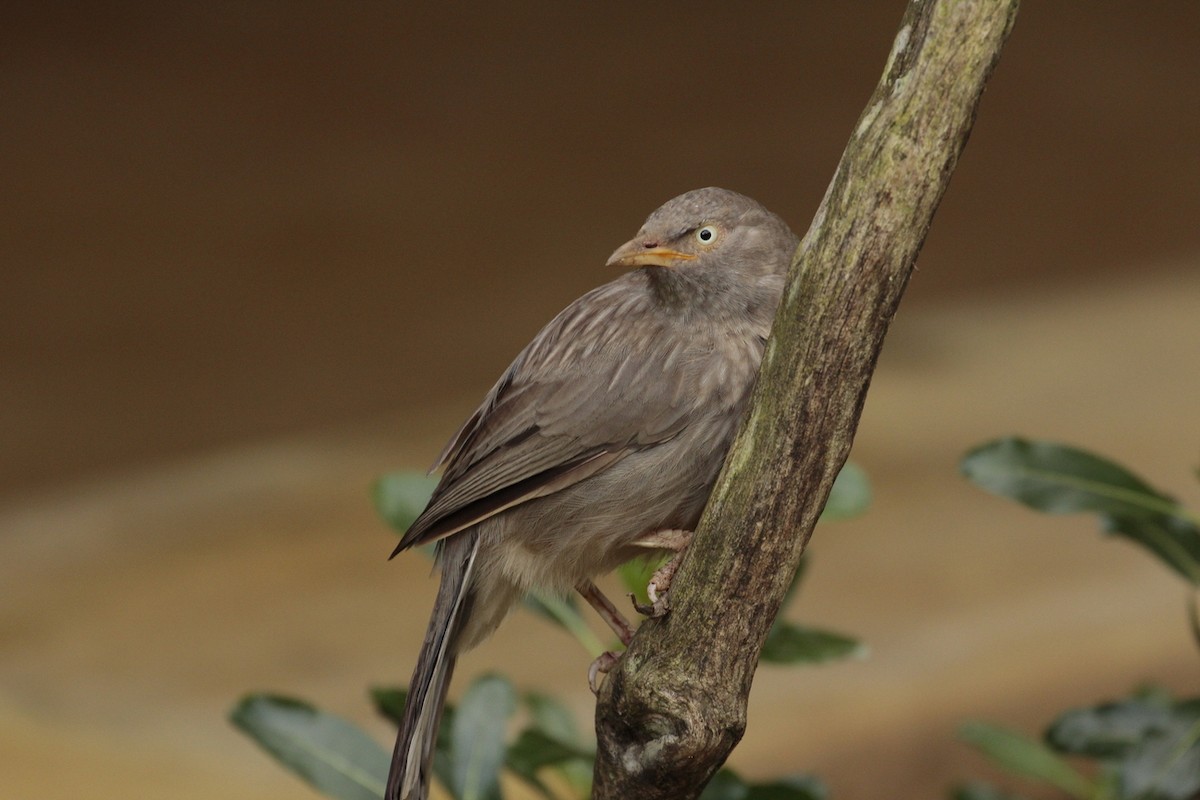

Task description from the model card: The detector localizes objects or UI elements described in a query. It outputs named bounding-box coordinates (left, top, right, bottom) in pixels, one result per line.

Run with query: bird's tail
left=386, top=532, right=481, bottom=800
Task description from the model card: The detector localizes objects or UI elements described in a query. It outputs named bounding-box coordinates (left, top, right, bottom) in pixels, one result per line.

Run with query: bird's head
left=605, top=187, right=799, bottom=284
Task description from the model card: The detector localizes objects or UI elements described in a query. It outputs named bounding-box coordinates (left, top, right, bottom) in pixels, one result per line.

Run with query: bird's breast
left=671, top=316, right=767, bottom=413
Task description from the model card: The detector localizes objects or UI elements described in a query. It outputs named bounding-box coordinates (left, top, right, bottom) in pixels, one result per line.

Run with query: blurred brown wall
left=4, top=3, right=1200, bottom=494
left=5, top=7, right=1200, bottom=800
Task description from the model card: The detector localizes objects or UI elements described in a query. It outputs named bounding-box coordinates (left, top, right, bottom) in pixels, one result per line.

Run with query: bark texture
left=592, top=1, right=1020, bottom=797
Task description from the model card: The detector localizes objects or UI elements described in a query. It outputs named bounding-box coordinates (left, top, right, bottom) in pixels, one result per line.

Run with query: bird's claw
left=631, top=590, right=670, bottom=619
left=588, top=650, right=621, bottom=693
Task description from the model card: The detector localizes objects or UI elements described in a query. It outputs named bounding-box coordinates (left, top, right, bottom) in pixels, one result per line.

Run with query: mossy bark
left=592, top=1, right=1021, bottom=797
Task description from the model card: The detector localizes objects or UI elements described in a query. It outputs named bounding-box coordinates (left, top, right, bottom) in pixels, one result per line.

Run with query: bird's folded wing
left=396, top=293, right=694, bottom=552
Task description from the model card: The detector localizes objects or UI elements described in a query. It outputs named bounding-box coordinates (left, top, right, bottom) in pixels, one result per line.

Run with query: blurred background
left=3, top=3, right=1198, bottom=798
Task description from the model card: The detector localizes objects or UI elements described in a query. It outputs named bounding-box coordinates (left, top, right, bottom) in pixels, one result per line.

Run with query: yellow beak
left=605, top=240, right=697, bottom=269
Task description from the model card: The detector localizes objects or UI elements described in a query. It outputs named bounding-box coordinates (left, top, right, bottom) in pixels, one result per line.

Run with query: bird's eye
left=695, top=225, right=718, bottom=244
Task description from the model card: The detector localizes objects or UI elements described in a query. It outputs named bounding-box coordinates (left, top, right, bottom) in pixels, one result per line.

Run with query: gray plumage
left=386, top=187, right=799, bottom=800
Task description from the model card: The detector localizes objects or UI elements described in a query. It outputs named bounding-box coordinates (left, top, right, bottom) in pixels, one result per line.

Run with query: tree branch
left=592, top=1, right=1020, bottom=797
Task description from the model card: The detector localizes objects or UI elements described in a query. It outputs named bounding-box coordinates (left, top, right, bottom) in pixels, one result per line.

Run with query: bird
left=386, top=187, right=800, bottom=800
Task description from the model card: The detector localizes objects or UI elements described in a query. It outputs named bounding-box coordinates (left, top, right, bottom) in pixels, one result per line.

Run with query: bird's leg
left=575, top=579, right=636, bottom=646
left=575, top=581, right=636, bottom=694
left=577, top=531, right=693, bottom=691
left=630, top=528, right=694, bottom=618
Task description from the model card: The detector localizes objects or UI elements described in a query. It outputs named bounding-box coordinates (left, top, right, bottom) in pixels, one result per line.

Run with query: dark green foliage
left=230, top=694, right=389, bottom=800
left=760, top=623, right=864, bottom=665
left=957, top=721, right=1091, bottom=798
left=442, top=675, right=512, bottom=800
left=231, top=463, right=871, bottom=798
left=961, top=437, right=1200, bottom=584
left=236, top=436, right=1200, bottom=799
left=700, top=770, right=827, bottom=800
left=1048, top=696, right=1200, bottom=800
left=957, top=437, right=1200, bottom=800
left=956, top=692, right=1200, bottom=800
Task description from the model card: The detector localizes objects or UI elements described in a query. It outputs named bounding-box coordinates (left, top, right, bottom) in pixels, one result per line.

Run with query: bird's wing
left=394, top=281, right=696, bottom=553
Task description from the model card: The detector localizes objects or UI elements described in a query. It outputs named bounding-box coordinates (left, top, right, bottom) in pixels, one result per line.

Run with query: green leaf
left=950, top=781, right=1031, bottom=800
left=1048, top=698, right=1200, bottom=800
left=701, top=769, right=751, bottom=800
left=230, top=694, right=389, bottom=800
left=958, top=720, right=1093, bottom=799
left=765, top=557, right=862, bottom=668
left=449, top=674, right=517, bottom=800
left=761, top=621, right=865, bottom=665
left=744, top=775, right=827, bottom=800
left=617, top=556, right=668, bottom=606
left=522, top=591, right=606, bottom=657
left=1131, top=684, right=1177, bottom=708
left=1103, top=515, right=1200, bottom=586
left=1048, top=698, right=1177, bottom=759
left=372, top=472, right=438, bottom=533
left=961, top=438, right=1178, bottom=517
left=700, top=771, right=826, bottom=800
left=523, top=692, right=584, bottom=747
left=961, top=438, right=1200, bottom=584
left=506, top=728, right=594, bottom=795
left=1120, top=716, right=1200, bottom=800
left=502, top=730, right=562, bottom=799
left=821, top=461, right=871, bottom=522
left=369, top=686, right=408, bottom=727
left=522, top=692, right=593, bottom=795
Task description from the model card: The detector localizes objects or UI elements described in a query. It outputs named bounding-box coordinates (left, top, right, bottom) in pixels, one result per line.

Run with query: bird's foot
left=631, top=554, right=679, bottom=618
left=588, top=650, right=621, bottom=694
left=648, top=553, right=681, bottom=604
left=630, top=529, right=693, bottom=619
